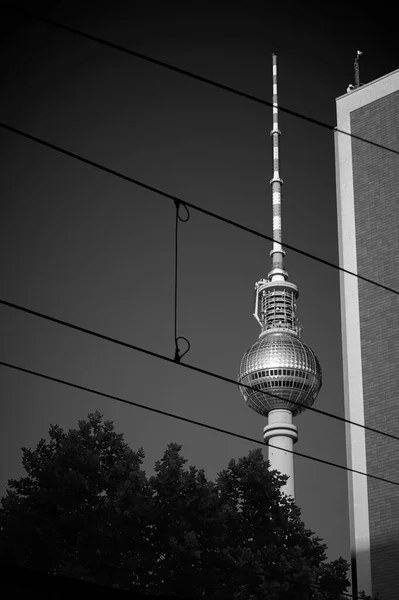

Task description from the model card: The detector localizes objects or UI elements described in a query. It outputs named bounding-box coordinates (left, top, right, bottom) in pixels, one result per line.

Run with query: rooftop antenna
left=354, top=50, right=363, bottom=88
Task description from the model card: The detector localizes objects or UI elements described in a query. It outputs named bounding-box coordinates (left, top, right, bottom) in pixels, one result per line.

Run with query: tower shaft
left=263, top=409, right=298, bottom=498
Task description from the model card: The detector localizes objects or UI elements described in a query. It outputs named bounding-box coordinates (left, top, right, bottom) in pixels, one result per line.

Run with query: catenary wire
left=0, top=121, right=398, bottom=299
left=21, top=11, right=399, bottom=159
left=173, top=200, right=191, bottom=363
left=1, top=121, right=398, bottom=455
left=1, top=296, right=399, bottom=448
left=1, top=358, right=398, bottom=491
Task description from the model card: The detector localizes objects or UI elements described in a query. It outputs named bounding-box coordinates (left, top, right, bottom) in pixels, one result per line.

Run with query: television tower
left=238, top=54, right=322, bottom=500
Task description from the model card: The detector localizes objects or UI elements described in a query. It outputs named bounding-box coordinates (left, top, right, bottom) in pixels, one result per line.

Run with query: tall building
left=335, top=66, right=399, bottom=600
left=238, top=54, right=322, bottom=500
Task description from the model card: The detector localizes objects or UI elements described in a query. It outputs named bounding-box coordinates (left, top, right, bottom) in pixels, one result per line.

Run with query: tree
left=0, top=412, right=350, bottom=598
left=0, top=411, right=154, bottom=590
left=146, top=444, right=349, bottom=599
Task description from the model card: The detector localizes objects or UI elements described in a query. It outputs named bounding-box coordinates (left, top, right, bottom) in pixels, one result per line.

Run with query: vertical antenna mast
left=354, top=50, right=363, bottom=88
left=269, top=54, right=286, bottom=282
left=253, top=53, right=300, bottom=336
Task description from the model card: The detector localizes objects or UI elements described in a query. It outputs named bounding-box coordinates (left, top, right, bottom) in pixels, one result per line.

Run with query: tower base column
left=263, top=409, right=298, bottom=499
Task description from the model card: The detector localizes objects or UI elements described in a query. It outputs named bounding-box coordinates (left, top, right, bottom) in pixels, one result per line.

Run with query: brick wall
left=351, top=90, right=399, bottom=600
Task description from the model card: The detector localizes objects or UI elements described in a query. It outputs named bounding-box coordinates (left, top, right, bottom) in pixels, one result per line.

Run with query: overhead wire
left=1, top=296, right=399, bottom=446
left=1, top=118, right=398, bottom=456
left=20, top=10, right=399, bottom=159
left=1, top=357, right=398, bottom=490
left=0, top=121, right=398, bottom=299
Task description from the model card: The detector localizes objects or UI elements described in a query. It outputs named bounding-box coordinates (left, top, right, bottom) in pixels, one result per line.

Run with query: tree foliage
left=0, top=411, right=351, bottom=598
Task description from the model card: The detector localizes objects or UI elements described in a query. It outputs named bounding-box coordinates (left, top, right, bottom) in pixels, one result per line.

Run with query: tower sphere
left=239, top=331, right=322, bottom=417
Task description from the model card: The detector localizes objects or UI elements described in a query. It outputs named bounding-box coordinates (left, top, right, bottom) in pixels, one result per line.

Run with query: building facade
left=335, top=68, right=399, bottom=600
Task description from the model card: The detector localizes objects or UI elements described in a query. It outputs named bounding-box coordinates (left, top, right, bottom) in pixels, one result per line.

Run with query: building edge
left=334, top=104, right=371, bottom=597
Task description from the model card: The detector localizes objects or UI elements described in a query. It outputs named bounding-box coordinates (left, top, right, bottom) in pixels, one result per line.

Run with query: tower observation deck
left=238, top=54, right=322, bottom=499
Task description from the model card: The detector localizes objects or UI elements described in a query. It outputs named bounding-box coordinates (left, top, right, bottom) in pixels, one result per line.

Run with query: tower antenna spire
left=269, top=54, right=286, bottom=282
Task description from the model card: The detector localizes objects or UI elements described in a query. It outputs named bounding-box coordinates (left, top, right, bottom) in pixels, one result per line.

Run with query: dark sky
left=0, top=0, right=397, bottom=568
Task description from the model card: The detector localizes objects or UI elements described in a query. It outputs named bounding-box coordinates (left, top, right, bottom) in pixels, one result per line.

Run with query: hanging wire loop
left=174, top=200, right=190, bottom=363
left=175, top=199, right=190, bottom=222
left=174, top=336, right=191, bottom=363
